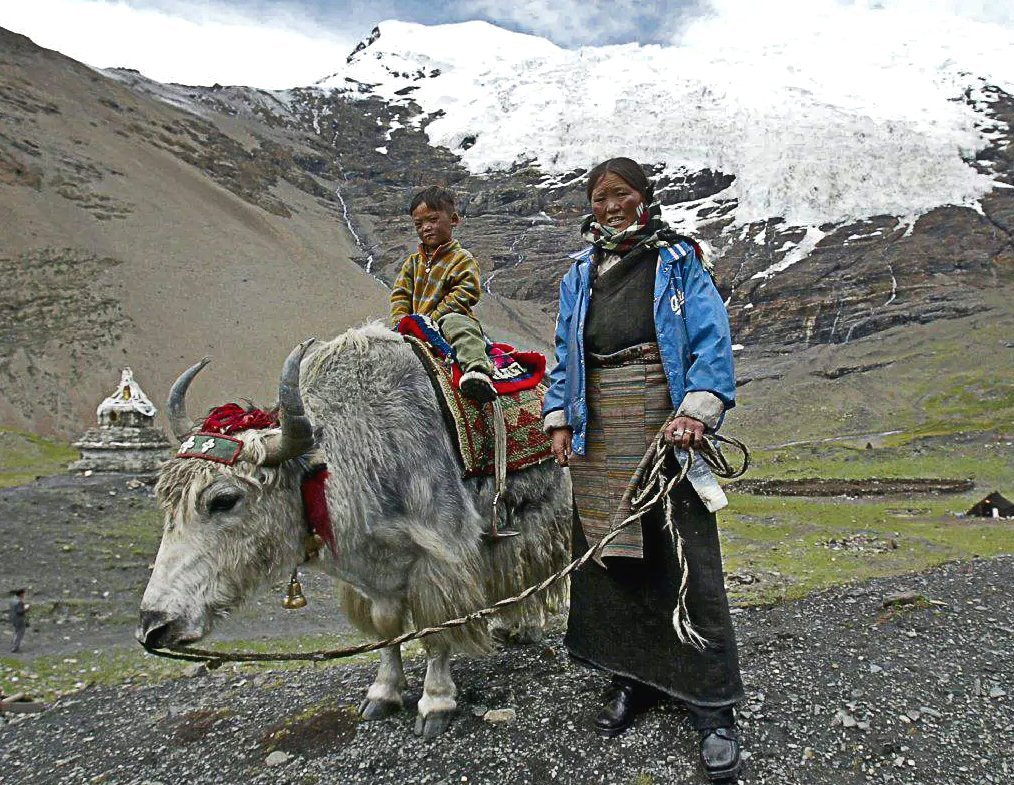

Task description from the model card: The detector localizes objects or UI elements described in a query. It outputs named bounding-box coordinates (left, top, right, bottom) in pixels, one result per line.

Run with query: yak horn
left=263, top=339, right=316, bottom=466
left=166, top=358, right=210, bottom=442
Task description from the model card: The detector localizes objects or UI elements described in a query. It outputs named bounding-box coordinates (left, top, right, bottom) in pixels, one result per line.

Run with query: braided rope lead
left=143, top=426, right=749, bottom=668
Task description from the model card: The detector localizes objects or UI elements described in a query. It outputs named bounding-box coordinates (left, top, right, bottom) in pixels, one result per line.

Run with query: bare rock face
left=276, top=83, right=1014, bottom=353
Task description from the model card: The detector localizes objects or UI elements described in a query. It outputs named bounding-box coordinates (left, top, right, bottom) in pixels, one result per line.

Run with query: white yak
left=137, top=323, right=571, bottom=737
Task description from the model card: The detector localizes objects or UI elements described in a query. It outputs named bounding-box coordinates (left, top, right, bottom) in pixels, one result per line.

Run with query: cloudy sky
left=1, top=1, right=1012, bottom=88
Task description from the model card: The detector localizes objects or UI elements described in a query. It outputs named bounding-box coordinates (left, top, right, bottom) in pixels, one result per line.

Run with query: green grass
left=0, top=428, right=78, bottom=488
left=743, top=438, right=1012, bottom=490
left=0, top=634, right=426, bottom=704
left=728, top=304, right=1014, bottom=450
left=721, top=492, right=1014, bottom=605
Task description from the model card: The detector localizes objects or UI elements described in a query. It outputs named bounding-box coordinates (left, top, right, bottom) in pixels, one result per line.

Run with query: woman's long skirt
left=565, top=351, right=744, bottom=706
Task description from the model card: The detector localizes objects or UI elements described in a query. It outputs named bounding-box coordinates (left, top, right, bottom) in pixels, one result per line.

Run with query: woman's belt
left=587, top=343, right=661, bottom=368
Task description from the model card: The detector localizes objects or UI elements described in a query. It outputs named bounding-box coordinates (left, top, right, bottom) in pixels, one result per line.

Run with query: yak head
left=136, top=341, right=316, bottom=649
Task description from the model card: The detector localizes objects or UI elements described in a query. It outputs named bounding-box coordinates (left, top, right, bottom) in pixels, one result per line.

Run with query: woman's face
left=590, top=172, right=644, bottom=232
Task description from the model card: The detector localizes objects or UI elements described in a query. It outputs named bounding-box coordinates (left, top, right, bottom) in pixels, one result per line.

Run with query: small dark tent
left=966, top=491, right=1014, bottom=519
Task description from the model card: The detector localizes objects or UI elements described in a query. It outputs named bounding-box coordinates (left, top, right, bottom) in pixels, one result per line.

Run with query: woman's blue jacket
left=542, top=241, right=736, bottom=456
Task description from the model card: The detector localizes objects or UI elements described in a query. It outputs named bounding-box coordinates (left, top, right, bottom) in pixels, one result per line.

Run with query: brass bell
left=282, top=570, right=307, bottom=610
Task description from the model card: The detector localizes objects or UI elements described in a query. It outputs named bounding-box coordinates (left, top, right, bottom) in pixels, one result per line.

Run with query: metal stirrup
left=486, top=397, right=519, bottom=540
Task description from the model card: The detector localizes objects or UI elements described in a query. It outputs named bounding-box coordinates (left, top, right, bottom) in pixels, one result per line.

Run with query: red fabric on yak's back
left=396, top=315, right=546, bottom=394
left=402, top=334, right=553, bottom=478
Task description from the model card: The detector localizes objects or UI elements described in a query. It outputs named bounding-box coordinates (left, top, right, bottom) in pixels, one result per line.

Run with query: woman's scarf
left=581, top=200, right=661, bottom=254
left=581, top=200, right=714, bottom=275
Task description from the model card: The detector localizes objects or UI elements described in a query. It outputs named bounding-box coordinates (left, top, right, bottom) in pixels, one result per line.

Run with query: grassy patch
left=0, top=428, right=77, bottom=488
left=0, top=634, right=424, bottom=704
left=743, top=437, right=1012, bottom=490
left=721, top=492, right=1014, bottom=605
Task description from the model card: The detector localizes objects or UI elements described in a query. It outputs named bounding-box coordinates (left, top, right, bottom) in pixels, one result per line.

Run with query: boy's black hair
left=409, top=185, right=456, bottom=215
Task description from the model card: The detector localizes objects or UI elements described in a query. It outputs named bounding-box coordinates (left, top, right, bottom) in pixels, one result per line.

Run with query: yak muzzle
left=136, top=610, right=195, bottom=649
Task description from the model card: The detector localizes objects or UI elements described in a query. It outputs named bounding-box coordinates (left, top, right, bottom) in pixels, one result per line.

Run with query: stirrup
left=483, top=398, right=519, bottom=541
left=483, top=490, right=520, bottom=541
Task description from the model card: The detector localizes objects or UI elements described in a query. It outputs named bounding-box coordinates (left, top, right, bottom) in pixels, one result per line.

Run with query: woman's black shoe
left=595, top=678, right=645, bottom=738
left=698, top=726, right=741, bottom=782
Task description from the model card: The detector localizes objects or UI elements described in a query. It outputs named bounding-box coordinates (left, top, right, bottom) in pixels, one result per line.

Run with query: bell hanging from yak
left=282, top=570, right=307, bottom=609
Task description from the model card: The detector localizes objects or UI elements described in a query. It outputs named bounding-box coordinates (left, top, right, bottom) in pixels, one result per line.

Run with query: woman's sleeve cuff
left=542, top=409, right=569, bottom=433
left=676, top=391, right=725, bottom=431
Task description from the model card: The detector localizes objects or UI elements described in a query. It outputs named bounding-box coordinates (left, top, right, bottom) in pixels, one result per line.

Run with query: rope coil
left=143, top=426, right=748, bottom=667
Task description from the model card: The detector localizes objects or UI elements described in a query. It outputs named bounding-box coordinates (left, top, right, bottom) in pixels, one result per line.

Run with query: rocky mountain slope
left=0, top=17, right=1011, bottom=440
left=0, top=27, right=395, bottom=436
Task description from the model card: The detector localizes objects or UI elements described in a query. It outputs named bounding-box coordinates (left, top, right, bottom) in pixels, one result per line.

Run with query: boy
left=390, top=186, right=497, bottom=403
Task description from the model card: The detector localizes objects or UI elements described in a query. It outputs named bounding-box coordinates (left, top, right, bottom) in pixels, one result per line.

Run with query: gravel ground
left=2, top=556, right=1010, bottom=785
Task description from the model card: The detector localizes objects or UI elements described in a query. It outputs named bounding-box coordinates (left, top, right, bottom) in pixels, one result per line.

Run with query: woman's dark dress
left=564, top=248, right=745, bottom=711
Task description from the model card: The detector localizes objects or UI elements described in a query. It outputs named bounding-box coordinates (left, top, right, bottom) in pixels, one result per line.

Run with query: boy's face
left=411, top=202, right=459, bottom=251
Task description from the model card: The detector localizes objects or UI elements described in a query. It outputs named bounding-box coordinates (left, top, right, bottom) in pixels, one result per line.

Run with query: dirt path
left=2, top=557, right=1010, bottom=785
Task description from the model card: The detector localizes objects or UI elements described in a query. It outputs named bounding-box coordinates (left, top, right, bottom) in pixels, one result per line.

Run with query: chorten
left=69, top=368, right=171, bottom=473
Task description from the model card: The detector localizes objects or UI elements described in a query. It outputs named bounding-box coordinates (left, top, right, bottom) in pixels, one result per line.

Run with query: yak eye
left=207, top=492, right=242, bottom=514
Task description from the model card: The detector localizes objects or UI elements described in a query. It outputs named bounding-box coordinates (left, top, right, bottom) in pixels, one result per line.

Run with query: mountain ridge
left=0, top=21, right=1011, bottom=441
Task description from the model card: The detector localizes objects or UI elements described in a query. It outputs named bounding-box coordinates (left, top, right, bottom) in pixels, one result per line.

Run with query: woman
left=542, top=158, right=743, bottom=783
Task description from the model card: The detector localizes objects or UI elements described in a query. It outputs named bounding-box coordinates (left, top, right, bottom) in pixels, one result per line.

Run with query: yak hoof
left=359, top=698, right=402, bottom=721
left=414, top=709, right=454, bottom=739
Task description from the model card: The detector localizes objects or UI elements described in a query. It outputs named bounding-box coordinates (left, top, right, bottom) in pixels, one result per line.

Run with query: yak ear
left=166, top=358, right=210, bottom=442
left=262, top=339, right=316, bottom=466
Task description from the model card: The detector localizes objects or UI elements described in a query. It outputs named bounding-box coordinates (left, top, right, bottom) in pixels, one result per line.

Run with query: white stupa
left=70, top=368, right=171, bottom=473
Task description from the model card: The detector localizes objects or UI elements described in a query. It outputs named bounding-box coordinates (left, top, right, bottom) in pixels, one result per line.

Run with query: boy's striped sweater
left=389, top=239, right=482, bottom=323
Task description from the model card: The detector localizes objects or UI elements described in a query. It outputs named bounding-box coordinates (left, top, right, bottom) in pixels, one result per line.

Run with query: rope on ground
left=142, top=426, right=749, bottom=668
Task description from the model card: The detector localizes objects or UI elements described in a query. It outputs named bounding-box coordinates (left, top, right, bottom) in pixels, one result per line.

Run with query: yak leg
left=414, top=640, right=456, bottom=739
left=359, top=597, right=407, bottom=720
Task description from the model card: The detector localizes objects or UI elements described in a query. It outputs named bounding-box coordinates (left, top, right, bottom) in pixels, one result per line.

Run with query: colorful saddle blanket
left=397, top=315, right=553, bottom=478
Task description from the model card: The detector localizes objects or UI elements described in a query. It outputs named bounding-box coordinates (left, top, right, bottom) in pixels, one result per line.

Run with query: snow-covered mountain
left=315, top=8, right=1013, bottom=248
left=1, top=11, right=1011, bottom=436
left=293, top=11, right=1013, bottom=353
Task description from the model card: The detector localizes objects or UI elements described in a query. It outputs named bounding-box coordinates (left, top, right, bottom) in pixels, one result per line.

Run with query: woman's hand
left=664, top=416, right=706, bottom=450
left=550, top=428, right=573, bottom=466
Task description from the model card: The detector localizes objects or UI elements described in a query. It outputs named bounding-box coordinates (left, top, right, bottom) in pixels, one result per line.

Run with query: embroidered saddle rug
left=397, top=316, right=553, bottom=478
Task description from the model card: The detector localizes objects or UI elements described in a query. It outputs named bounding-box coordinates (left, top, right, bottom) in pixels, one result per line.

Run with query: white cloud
left=462, top=0, right=692, bottom=47
left=0, top=0, right=356, bottom=88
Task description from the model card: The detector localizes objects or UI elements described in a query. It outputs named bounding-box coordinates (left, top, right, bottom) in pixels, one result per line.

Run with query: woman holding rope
left=542, top=157, right=744, bottom=783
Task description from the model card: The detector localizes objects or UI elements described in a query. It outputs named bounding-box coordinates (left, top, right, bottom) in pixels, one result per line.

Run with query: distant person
left=543, top=158, right=743, bottom=782
left=8, top=589, right=28, bottom=653
left=390, top=186, right=496, bottom=402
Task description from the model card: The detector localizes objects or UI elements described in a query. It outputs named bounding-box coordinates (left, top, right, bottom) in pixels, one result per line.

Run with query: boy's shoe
left=459, top=370, right=497, bottom=403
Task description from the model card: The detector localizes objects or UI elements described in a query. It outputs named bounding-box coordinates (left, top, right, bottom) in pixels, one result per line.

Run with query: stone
left=265, top=751, right=290, bottom=767
left=182, top=663, right=208, bottom=679
left=483, top=708, right=517, bottom=724
left=882, top=591, right=924, bottom=608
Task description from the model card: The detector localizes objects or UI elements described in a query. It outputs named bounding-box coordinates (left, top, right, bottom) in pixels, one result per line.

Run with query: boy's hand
left=550, top=428, right=573, bottom=467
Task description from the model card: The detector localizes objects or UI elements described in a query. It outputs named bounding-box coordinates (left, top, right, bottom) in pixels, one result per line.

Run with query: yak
left=137, top=323, right=571, bottom=737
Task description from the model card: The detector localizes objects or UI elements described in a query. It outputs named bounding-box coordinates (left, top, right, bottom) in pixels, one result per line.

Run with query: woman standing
left=542, top=158, right=743, bottom=782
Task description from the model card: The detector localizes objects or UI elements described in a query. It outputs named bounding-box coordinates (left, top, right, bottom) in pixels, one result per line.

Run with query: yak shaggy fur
left=142, top=322, right=572, bottom=736
left=300, top=322, right=572, bottom=653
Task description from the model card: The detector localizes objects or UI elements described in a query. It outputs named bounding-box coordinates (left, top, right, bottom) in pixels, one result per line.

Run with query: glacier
left=313, top=3, right=1014, bottom=238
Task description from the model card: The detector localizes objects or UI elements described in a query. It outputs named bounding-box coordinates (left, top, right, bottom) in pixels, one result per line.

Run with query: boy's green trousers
left=438, top=313, right=493, bottom=375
